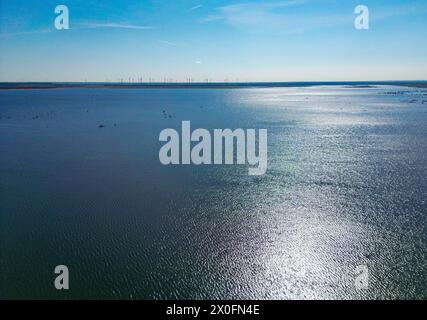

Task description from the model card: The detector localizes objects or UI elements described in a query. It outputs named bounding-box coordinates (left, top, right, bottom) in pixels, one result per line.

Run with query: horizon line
left=1, top=80, right=427, bottom=90
left=1, top=80, right=427, bottom=84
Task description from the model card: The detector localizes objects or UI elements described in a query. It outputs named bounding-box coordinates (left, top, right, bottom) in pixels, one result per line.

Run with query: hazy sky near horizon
left=0, top=0, right=426, bottom=82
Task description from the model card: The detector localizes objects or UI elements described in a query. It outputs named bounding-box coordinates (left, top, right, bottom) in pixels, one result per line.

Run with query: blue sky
left=0, top=0, right=426, bottom=82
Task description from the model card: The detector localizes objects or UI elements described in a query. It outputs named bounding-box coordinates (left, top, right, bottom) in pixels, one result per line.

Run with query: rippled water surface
left=1, top=86, right=426, bottom=299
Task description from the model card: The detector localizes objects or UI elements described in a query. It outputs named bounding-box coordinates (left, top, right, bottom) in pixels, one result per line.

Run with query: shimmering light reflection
left=0, top=86, right=426, bottom=299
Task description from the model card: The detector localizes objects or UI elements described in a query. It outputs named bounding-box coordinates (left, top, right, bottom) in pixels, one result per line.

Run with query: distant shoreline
left=1, top=81, right=426, bottom=90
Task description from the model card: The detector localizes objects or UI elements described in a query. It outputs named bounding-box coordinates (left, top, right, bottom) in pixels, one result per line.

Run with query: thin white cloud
left=157, top=40, right=178, bottom=46
left=80, top=22, right=154, bottom=30
left=195, top=61, right=202, bottom=64
left=198, top=1, right=306, bottom=26
left=0, top=28, right=53, bottom=38
left=199, top=0, right=427, bottom=33
left=0, top=22, right=154, bottom=38
left=189, top=4, right=203, bottom=11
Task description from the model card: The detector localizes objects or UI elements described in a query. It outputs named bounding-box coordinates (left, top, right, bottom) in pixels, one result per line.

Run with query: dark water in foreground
left=0, top=86, right=426, bottom=299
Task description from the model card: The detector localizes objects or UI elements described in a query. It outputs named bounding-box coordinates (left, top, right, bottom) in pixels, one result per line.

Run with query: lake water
left=0, top=86, right=426, bottom=299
